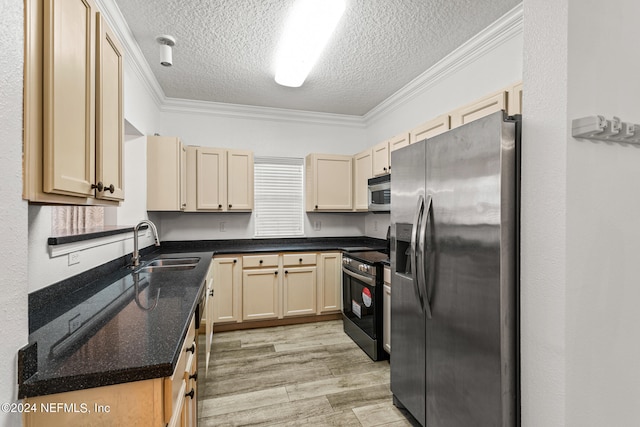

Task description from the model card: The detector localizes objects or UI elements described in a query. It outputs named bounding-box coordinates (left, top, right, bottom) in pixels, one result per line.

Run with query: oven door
left=342, top=266, right=378, bottom=340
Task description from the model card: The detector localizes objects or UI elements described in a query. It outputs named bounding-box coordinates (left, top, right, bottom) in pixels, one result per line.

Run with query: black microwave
left=368, top=174, right=390, bottom=213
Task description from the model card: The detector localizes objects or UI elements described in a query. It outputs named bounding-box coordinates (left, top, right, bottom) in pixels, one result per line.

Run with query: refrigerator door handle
left=411, top=196, right=425, bottom=311
left=418, top=195, right=433, bottom=319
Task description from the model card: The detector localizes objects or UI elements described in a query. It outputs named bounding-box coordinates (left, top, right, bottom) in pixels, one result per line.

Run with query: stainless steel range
left=341, top=250, right=389, bottom=361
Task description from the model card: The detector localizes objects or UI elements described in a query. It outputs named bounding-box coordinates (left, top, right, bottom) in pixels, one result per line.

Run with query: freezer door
left=424, top=111, right=517, bottom=427
left=390, top=141, right=426, bottom=426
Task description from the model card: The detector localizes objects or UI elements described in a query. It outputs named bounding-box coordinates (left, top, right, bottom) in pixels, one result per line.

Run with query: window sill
left=48, top=225, right=148, bottom=258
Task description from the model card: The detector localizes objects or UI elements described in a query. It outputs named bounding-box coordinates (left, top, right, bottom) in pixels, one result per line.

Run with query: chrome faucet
left=132, top=219, right=160, bottom=267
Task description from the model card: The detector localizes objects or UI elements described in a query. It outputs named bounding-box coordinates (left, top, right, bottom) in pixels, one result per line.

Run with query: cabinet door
left=43, top=0, right=97, bottom=197
left=147, top=136, right=183, bottom=211
left=372, top=141, right=390, bottom=176
left=317, top=252, right=342, bottom=313
left=242, top=269, right=279, bottom=321
left=353, top=149, right=372, bottom=211
left=283, top=266, right=317, bottom=317
left=204, top=261, right=215, bottom=376
left=212, top=257, right=242, bottom=323
left=227, top=150, right=254, bottom=211
left=451, top=90, right=507, bottom=128
left=507, top=81, right=523, bottom=116
left=196, top=147, right=226, bottom=210
left=388, top=132, right=410, bottom=173
left=307, top=154, right=353, bottom=211
left=180, top=144, right=187, bottom=211
left=95, top=14, right=124, bottom=201
left=410, top=114, right=451, bottom=144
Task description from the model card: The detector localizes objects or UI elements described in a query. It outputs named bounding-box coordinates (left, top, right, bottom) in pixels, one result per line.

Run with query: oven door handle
left=342, top=266, right=375, bottom=287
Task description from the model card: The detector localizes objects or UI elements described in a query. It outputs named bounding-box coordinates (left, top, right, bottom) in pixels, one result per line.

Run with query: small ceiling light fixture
left=156, top=35, right=176, bottom=67
left=274, top=0, right=346, bottom=88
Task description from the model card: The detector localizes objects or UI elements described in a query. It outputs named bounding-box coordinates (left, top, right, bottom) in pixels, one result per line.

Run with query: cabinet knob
left=274, top=271, right=278, bottom=275
left=229, top=204, right=233, bottom=208
left=189, top=373, right=198, bottom=381
left=285, top=270, right=288, bottom=275
left=185, top=388, right=195, bottom=399
left=233, top=259, right=237, bottom=264
left=209, top=289, right=214, bottom=297
left=105, top=184, right=115, bottom=194
left=91, top=182, right=104, bottom=192
left=218, top=204, right=222, bottom=208
left=383, top=167, right=387, bottom=171
left=388, top=166, right=391, bottom=171
left=186, top=343, right=195, bottom=354
left=315, top=205, right=318, bottom=209
left=299, top=258, right=302, bottom=263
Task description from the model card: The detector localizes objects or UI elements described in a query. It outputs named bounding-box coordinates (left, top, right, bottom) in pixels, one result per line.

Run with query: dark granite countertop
left=19, top=236, right=387, bottom=398
left=19, top=250, right=213, bottom=398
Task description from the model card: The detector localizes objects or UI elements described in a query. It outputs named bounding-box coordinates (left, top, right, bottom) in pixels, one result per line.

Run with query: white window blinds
left=254, top=157, right=304, bottom=237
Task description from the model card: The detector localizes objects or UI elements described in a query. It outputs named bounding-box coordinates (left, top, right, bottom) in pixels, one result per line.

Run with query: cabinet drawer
left=283, top=253, right=316, bottom=267
left=384, top=266, right=391, bottom=284
left=243, top=254, right=278, bottom=268
left=164, top=317, right=195, bottom=423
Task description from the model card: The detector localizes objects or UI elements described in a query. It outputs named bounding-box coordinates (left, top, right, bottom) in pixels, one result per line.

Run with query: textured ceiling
left=114, top=0, right=520, bottom=115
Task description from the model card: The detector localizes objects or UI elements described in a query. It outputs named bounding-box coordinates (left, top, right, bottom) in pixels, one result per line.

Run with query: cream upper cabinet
left=451, top=89, right=507, bottom=129
left=227, top=149, right=254, bottom=211
left=147, top=136, right=186, bottom=211
left=373, top=132, right=410, bottom=176
left=185, top=147, right=253, bottom=212
left=306, top=154, right=353, bottom=211
left=410, top=114, right=451, bottom=144
left=212, top=257, right=242, bottom=324
left=507, top=81, right=523, bottom=116
left=24, top=0, right=124, bottom=205
left=372, top=141, right=390, bottom=176
left=95, top=14, right=124, bottom=201
left=317, top=252, right=342, bottom=314
left=353, top=149, right=372, bottom=211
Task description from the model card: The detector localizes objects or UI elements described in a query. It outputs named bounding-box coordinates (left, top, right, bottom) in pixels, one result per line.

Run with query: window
left=254, top=157, right=304, bottom=237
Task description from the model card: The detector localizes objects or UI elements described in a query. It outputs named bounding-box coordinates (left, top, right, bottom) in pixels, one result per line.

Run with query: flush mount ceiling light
left=274, top=0, right=346, bottom=88
left=156, top=35, right=176, bottom=67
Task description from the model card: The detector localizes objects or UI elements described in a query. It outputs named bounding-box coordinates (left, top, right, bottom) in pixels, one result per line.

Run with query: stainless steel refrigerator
left=390, top=111, right=520, bottom=427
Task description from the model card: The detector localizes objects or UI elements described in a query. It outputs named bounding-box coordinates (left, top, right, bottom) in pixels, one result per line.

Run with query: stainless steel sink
left=146, top=257, right=200, bottom=267
left=135, top=257, right=200, bottom=272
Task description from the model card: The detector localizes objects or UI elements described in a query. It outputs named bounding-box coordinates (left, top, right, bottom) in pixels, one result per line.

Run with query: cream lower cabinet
left=242, top=254, right=279, bottom=321
left=203, top=260, right=215, bottom=376
left=212, top=256, right=242, bottom=324
left=317, top=252, right=342, bottom=313
left=23, top=318, right=197, bottom=427
left=283, top=267, right=316, bottom=316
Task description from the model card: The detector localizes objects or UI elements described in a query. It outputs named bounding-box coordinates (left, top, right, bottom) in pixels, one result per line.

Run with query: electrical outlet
left=68, top=251, right=80, bottom=266
left=220, top=222, right=226, bottom=232
left=68, top=314, right=81, bottom=334
left=314, top=221, right=321, bottom=231
left=374, top=220, right=378, bottom=231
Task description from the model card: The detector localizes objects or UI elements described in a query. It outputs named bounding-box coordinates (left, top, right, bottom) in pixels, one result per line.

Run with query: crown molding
left=161, top=98, right=366, bottom=128
left=95, top=0, right=165, bottom=109
left=96, top=0, right=522, bottom=129
left=363, top=3, right=524, bottom=125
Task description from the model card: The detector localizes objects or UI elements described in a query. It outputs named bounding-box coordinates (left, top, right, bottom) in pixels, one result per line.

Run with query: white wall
left=522, top=0, right=640, bottom=425
left=27, top=55, right=160, bottom=292
left=0, top=1, right=28, bottom=425
left=365, top=19, right=523, bottom=144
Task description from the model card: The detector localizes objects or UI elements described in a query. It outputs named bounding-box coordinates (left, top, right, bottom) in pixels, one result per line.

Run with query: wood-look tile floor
left=197, top=320, right=420, bottom=426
